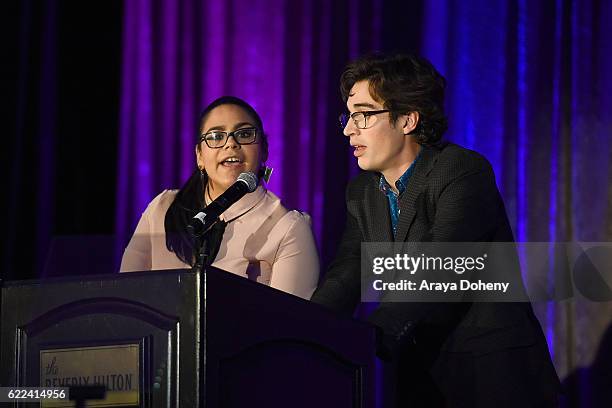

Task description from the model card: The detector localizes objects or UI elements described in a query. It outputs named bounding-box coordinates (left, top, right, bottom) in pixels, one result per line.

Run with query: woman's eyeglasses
left=199, top=127, right=259, bottom=149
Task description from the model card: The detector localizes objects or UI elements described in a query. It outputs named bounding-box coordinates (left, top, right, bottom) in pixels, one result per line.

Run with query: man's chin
left=356, top=158, right=375, bottom=171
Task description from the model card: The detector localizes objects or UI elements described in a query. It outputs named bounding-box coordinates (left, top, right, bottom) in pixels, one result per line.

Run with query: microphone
left=188, top=172, right=258, bottom=237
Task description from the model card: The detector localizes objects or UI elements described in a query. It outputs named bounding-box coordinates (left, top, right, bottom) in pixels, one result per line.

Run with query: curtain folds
left=116, top=1, right=612, bottom=406
left=7, top=0, right=608, bottom=406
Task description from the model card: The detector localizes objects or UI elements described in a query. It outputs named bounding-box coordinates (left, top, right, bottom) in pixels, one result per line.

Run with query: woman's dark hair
left=340, top=53, right=448, bottom=145
left=164, top=96, right=266, bottom=265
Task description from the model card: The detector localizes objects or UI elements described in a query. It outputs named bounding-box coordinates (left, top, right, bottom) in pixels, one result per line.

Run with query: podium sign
left=40, top=344, right=140, bottom=407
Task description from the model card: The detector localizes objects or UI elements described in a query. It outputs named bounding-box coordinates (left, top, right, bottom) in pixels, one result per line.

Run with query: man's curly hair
left=340, top=53, right=448, bottom=145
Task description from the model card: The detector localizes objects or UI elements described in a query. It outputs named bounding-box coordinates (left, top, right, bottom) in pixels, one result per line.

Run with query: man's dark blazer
left=311, top=142, right=560, bottom=407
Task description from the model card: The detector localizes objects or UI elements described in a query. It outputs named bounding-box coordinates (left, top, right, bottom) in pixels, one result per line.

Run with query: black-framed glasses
left=198, top=127, right=259, bottom=149
left=339, top=110, right=390, bottom=129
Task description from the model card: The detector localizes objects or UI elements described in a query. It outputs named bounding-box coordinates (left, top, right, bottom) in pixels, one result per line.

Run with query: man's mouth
left=352, top=145, right=366, bottom=157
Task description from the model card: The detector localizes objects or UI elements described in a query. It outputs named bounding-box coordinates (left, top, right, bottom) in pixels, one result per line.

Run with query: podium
left=1, top=268, right=377, bottom=407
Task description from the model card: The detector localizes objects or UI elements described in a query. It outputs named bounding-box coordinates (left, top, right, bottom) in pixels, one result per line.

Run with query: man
left=311, top=54, right=560, bottom=407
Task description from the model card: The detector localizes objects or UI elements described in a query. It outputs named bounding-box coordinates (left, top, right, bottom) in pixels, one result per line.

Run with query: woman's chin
left=220, top=163, right=248, bottom=175
left=209, top=175, right=239, bottom=194
left=209, top=166, right=257, bottom=191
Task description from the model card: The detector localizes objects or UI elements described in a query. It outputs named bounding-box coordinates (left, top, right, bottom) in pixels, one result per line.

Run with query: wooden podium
left=0, top=268, right=377, bottom=407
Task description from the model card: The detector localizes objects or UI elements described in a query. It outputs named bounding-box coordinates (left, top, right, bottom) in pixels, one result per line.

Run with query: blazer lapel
left=394, top=145, right=440, bottom=242
left=363, top=175, right=393, bottom=242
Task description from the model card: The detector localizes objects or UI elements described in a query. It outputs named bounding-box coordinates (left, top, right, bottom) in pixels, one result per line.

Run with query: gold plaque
left=40, top=343, right=140, bottom=407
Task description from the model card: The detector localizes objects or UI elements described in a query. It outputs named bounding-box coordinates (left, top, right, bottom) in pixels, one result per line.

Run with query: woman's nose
left=225, top=134, right=240, bottom=148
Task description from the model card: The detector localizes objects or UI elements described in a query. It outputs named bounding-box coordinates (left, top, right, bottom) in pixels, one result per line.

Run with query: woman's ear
left=195, top=144, right=204, bottom=170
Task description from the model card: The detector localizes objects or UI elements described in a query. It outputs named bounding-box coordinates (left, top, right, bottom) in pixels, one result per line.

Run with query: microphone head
left=237, top=172, right=258, bottom=193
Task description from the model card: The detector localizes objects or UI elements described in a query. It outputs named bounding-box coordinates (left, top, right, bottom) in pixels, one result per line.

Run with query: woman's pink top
left=120, top=186, right=320, bottom=299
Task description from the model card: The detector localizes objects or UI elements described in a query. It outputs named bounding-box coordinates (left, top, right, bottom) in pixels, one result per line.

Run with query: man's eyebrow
left=352, top=102, right=378, bottom=110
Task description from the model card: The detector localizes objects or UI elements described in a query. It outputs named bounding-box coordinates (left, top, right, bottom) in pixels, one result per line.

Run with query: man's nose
left=343, top=119, right=357, bottom=137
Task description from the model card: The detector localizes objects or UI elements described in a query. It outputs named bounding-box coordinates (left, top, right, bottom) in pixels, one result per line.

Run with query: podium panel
left=1, top=269, right=376, bottom=407
left=1, top=271, right=197, bottom=406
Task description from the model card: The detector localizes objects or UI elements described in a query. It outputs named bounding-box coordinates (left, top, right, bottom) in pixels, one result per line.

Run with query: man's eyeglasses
left=339, top=110, right=390, bottom=129
left=199, top=127, right=259, bottom=149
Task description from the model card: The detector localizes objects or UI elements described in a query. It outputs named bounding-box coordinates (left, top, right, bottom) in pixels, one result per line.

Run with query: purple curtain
left=115, top=0, right=392, bottom=267
left=4, top=0, right=612, bottom=406
left=419, top=3, right=612, bottom=406
left=114, top=0, right=612, bottom=406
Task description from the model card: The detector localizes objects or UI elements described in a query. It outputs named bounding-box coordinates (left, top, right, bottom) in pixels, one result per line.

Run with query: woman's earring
left=259, top=165, right=274, bottom=183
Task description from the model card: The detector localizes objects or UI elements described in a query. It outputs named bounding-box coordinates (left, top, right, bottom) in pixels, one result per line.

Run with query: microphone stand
left=191, top=218, right=219, bottom=408
left=192, top=232, right=212, bottom=275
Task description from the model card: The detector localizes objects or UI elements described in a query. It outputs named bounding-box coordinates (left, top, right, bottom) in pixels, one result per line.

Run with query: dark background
left=2, top=1, right=123, bottom=279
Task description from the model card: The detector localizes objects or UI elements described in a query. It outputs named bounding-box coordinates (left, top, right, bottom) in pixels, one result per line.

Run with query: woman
left=120, top=96, right=320, bottom=299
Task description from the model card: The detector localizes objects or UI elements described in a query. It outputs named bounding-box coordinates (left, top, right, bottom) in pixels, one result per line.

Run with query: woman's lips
left=220, top=158, right=245, bottom=168
left=221, top=161, right=244, bottom=167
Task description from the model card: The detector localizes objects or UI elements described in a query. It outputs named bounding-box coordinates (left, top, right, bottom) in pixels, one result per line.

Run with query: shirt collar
left=379, top=149, right=423, bottom=195
left=205, top=185, right=266, bottom=222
